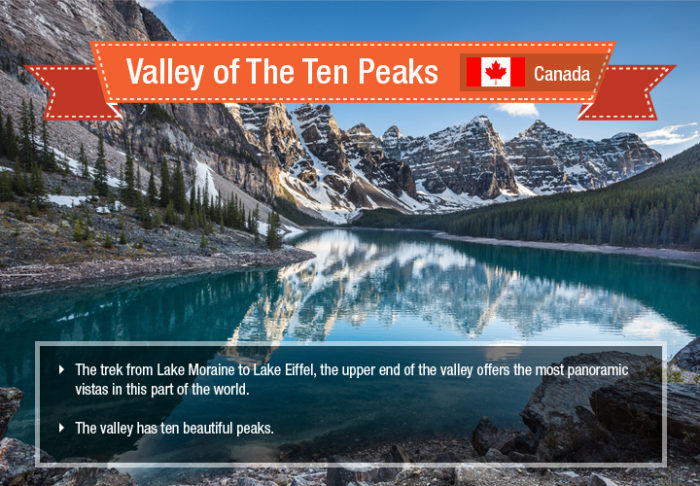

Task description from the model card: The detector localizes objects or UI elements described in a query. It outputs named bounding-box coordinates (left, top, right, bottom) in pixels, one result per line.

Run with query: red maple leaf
left=485, top=61, right=507, bottom=84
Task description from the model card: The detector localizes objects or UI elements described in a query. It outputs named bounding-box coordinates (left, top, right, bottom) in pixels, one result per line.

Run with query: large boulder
left=0, top=387, right=23, bottom=440
left=0, top=437, right=65, bottom=486
left=672, top=336, right=700, bottom=373
left=592, top=381, right=700, bottom=454
left=520, top=351, right=660, bottom=461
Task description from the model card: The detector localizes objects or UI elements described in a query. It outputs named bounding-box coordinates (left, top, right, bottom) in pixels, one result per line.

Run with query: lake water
left=1, top=229, right=698, bottom=454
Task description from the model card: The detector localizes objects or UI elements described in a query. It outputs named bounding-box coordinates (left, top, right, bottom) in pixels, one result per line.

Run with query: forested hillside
left=353, top=142, right=700, bottom=249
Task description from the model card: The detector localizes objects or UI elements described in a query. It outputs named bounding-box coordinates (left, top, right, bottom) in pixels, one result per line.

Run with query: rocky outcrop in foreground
left=519, top=351, right=662, bottom=462
left=0, top=388, right=22, bottom=440
left=0, top=387, right=135, bottom=486
left=469, top=350, right=700, bottom=465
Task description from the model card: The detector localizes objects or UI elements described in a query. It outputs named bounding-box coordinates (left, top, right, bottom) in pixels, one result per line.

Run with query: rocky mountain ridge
left=0, top=0, right=662, bottom=225
left=232, top=101, right=662, bottom=222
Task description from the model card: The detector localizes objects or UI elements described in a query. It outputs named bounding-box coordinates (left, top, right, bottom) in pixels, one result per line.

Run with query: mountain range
left=0, top=0, right=662, bottom=225
left=232, top=102, right=661, bottom=222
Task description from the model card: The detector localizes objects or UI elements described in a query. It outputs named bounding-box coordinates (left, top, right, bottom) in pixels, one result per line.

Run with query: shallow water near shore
left=1, top=228, right=698, bottom=459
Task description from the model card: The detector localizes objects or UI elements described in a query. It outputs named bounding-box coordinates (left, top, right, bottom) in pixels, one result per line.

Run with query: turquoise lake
left=1, top=229, right=698, bottom=449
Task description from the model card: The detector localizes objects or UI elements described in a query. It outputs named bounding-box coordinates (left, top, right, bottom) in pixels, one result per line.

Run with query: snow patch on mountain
left=194, top=159, right=219, bottom=202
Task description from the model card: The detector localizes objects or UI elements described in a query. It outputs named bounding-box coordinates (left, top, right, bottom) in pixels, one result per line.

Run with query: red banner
left=25, top=41, right=674, bottom=121
left=25, top=66, right=122, bottom=120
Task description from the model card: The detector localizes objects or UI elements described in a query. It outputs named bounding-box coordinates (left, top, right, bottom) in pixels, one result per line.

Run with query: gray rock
left=471, top=416, right=517, bottom=456
left=326, top=457, right=382, bottom=486
left=0, top=437, right=137, bottom=486
left=237, top=478, right=265, bottom=486
left=52, top=468, right=136, bottom=486
left=508, top=451, right=537, bottom=463
left=454, top=465, right=505, bottom=486
left=0, top=387, right=23, bottom=439
left=0, top=437, right=64, bottom=486
left=289, top=476, right=310, bottom=486
left=385, top=443, right=410, bottom=464
left=483, top=448, right=509, bottom=463
left=672, top=336, right=700, bottom=373
left=376, top=444, right=410, bottom=482
left=592, top=381, right=700, bottom=453
left=520, top=351, right=659, bottom=461
left=589, top=472, right=618, bottom=486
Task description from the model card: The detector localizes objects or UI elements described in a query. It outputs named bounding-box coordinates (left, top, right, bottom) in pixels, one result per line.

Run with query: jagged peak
left=525, top=119, right=554, bottom=132
left=609, top=132, right=640, bottom=140
left=382, top=125, right=403, bottom=139
left=532, top=119, right=547, bottom=126
left=293, top=103, right=331, bottom=115
left=348, top=123, right=373, bottom=135
left=469, top=115, right=492, bottom=126
left=516, top=119, right=571, bottom=142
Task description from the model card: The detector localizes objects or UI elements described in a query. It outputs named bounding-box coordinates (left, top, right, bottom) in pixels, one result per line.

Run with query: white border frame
left=35, top=340, right=667, bottom=469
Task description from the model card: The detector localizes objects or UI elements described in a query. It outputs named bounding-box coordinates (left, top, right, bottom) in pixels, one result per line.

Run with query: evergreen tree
left=202, top=180, right=210, bottom=215
left=0, top=170, right=13, bottom=201
left=12, top=161, right=26, bottom=196
left=265, top=211, right=282, bottom=250
left=171, top=159, right=186, bottom=213
left=4, top=115, right=18, bottom=161
left=0, top=107, right=5, bottom=156
left=183, top=205, right=192, bottom=230
left=164, top=200, right=178, bottom=225
left=29, top=162, right=45, bottom=202
left=39, top=120, right=55, bottom=171
left=159, top=158, right=171, bottom=207
left=93, top=129, right=109, bottom=197
left=136, top=194, right=153, bottom=229
left=19, top=100, right=34, bottom=170
left=189, top=179, right=196, bottom=214
left=28, top=99, right=36, bottom=155
left=79, top=143, right=90, bottom=178
left=251, top=204, right=260, bottom=242
left=122, top=145, right=136, bottom=204
left=147, top=164, right=158, bottom=206
left=73, top=218, right=84, bottom=241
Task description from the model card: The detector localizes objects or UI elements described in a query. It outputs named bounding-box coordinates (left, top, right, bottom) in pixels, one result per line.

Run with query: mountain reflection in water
left=0, top=229, right=698, bottom=444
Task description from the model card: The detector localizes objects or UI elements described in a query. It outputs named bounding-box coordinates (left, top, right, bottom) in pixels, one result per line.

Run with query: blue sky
left=146, top=1, right=700, bottom=157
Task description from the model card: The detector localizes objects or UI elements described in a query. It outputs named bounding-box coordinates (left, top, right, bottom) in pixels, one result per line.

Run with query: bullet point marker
left=58, top=365, right=64, bottom=375
left=58, top=423, right=64, bottom=433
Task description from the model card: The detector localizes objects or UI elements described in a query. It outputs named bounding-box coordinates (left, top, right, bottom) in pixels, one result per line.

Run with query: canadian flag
left=466, top=57, right=525, bottom=87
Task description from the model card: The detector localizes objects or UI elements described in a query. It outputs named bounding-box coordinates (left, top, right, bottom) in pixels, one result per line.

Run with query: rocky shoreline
left=1, top=339, right=699, bottom=486
left=0, top=247, right=315, bottom=293
left=434, top=233, right=700, bottom=263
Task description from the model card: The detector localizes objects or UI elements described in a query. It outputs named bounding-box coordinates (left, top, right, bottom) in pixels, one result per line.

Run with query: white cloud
left=639, top=122, right=699, bottom=146
left=494, top=103, right=539, bottom=117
